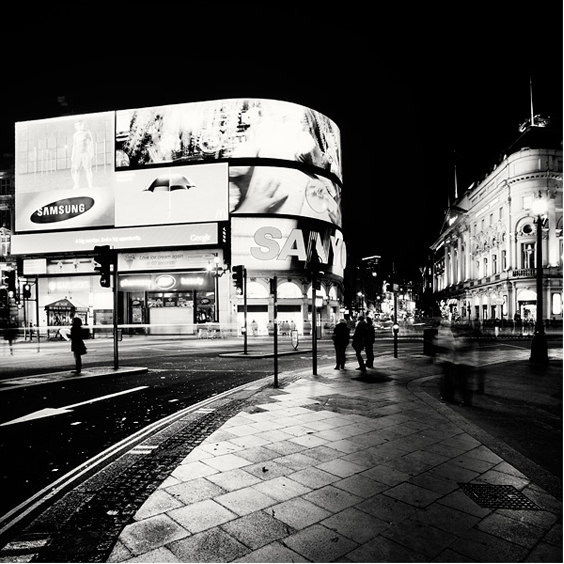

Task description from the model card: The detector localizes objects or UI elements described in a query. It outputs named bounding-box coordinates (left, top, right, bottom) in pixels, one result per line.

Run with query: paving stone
left=303, top=484, right=362, bottom=513
left=168, top=499, right=237, bottom=533
left=333, top=474, right=388, bottom=498
left=357, top=493, right=418, bottom=525
left=360, top=463, right=412, bottom=486
left=231, top=540, right=308, bottom=562
left=201, top=453, right=250, bottom=472
left=165, top=477, right=226, bottom=504
left=449, top=527, right=529, bottom=562
left=381, top=516, right=457, bottom=559
left=321, top=507, right=390, bottom=543
left=205, top=468, right=262, bottom=492
left=252, top=475, right=312, bottom=502
left=384, top=481, right=444, bottom=508
left=409, top=502, right=480, bottom=536
left=214, top=486, right=278, bottom=516
left=118, top=514, right=189, bottom=556
left=221, top=510, right=295, bottom=550
left=272, top=452, right=318, bottom=471
left=168, top=527, right=249, bottom=562
left=282, top=523, right=358, bottom=562
left=267, top=497, right=332, bottom=529
left=475, top=512, right=547, bottom=549
left=133, top=490, right=183, bottom=520
left=170, top=460, right=219, bottom=482
left=315, top=458, right=366, bottom=478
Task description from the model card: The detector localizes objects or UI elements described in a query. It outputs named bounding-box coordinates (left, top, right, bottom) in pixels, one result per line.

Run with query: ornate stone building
left=430, top=122, right=562, bottom=328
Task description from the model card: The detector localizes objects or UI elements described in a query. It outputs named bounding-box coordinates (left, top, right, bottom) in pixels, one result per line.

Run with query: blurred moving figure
left=434, top=320, right=480, bottom=405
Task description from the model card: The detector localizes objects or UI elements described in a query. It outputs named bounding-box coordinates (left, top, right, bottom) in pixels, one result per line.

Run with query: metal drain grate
left=458, top=483, right=540, bottom=510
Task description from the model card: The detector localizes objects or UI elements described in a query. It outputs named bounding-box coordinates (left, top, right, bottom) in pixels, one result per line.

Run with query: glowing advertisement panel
left=11, top=223, right=218, bottom=255
left=231, top=217, right=346, bottom=279
left=229, top=165, right=342, bottom=228
left=16, top=112, right=115, bottom=232
left=115, top=99, right=342, bottom=181
left=115, top=162, right=228, bottom=227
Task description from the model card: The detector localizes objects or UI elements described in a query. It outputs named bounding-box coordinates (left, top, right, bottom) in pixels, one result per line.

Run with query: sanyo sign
left=250, top=226, right=347, bottom=271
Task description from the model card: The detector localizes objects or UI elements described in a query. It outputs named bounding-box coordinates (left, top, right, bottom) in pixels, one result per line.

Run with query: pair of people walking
left=332, top=316, right=375, bottom=372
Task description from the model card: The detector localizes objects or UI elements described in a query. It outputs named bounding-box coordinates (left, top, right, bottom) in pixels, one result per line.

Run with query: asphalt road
left=0, top=336, right=349, bottom=518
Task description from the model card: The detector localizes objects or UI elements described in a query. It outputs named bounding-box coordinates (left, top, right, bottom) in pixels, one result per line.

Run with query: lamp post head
left=531, top=195, right=548, bottom=217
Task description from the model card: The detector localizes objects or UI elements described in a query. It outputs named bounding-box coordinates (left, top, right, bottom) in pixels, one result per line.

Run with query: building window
left=522, top=243, right=535, bottom=269
left=492, top=255, right=497, bottom=274
left=552, top=293, right=562, bottom=316
left=499, top=207, right=503, bottom=220
left=483, top=258, right=488, bottom=277
left=501, top=250, right=507, bottom=271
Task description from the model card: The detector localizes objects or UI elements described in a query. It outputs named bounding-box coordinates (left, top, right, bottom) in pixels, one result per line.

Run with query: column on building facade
left=456, top=235, right=462, bottom=283
left=443, top=245, right=449, bottom=288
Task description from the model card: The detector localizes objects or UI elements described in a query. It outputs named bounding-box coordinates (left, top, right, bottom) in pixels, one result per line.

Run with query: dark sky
left=1, top=6, right=562, bottom=281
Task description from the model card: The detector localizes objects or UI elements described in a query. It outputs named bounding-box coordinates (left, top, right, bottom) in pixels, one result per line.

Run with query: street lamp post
left=529, top=195, right=549, bottom=365
left=208, top=254, right=227, bottom=325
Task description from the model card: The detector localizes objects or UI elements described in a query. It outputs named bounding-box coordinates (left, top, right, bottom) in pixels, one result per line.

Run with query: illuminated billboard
left=229, top=165, right=342, bottom=228
left=115, top=99, right=342, bottom=181
left=115, top=163, right=228, bottom=227
left=231, top=217, right=346, bottom=279
left=16, top=112, right=115, bottom=233
left=14, top=98, right=343, bottom=262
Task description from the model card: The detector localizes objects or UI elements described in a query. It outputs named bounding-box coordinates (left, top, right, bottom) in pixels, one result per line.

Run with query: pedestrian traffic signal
left=232, top=265, right=245, bottom=294
left=23, top=283, right=32, bottom=299
left=93, top=245, right=113, bottom=288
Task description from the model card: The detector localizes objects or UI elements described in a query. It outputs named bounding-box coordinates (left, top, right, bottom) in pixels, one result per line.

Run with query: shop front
left=119, top=271, right=215, bottom=335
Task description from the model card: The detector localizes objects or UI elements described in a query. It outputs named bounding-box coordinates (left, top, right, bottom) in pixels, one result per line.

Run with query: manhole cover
left=458, top=483, right=539, bottom=510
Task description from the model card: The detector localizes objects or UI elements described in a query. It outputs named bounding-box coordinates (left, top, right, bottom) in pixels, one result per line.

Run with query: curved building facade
left=11, top=98, right=345, bottom=337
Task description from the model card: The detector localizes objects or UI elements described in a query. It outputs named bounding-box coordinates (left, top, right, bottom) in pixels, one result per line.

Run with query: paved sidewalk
left=97, top=351, right=561, bottom=563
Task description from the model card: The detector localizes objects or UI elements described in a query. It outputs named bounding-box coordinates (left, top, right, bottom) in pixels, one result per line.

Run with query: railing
left=512, top=268, right=535, bottom=277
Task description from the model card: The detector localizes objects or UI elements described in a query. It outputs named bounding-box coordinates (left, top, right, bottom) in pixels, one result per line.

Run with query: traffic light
left=232, top=265, right=245, bottom=294
left=93, top=245, right=113, bottom=288
left=6, top=270, right=16, bottom=295
left=23, top=283, right=32, bottom=299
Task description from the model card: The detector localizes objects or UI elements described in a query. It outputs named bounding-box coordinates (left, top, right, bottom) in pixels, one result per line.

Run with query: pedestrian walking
left=3, top=317, right=18, bottom=355
left=332, top=318, right=350, bottom=369
left=70, top=317, right=87, bottom=374
left=352, top=316, right=367, bottom=373
left=365, top=317, right=375, bottom=368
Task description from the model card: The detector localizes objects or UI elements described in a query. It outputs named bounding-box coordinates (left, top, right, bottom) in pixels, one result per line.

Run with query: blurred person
left=352, top=316, right=367, bottom=373
left=70, top=317, right=87, bottom=374
left=3, top=317, right=18, bottom=355
left=435, top=320, right=479, bottom=405
left=365, top=317, right=375, bottom=368
left=332, top=318, right=350, bottom=370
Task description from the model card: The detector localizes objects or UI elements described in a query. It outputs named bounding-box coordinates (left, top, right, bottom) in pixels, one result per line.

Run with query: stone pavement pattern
left=107, top=352, right=563, bottom=563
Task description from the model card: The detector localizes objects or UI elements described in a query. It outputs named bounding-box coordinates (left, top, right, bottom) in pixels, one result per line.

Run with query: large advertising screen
left=231, top=217, right=346, bottom=279
left=229, top=165, right=342, bottom=228
left=14, top=98, right=342, bottom=258
left=115, top=99, right=342, bottom=181
left=16, top=112, right=115, bottom=233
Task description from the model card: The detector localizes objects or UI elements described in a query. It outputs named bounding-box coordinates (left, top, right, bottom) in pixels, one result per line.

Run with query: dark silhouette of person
left=332, top=319, right=350, bottom=369
left=365, top=317, right=376, bottom=368
left=70, top=317, right=87, bottom=374
left=352, top=316, right=367, bottom=373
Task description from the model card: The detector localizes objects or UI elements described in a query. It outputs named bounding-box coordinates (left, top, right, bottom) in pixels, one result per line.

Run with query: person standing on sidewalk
left=70, top=317, right=87, bottom=374
left=352, top=316, right=367, bottom=373
left=332, top=318, right=350, bottom=369
left=365, top=317, right=375, bottom=368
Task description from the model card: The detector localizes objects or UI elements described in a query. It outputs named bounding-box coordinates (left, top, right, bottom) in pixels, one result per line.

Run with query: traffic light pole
left=113, top=253, right=119, bottom=369
left=243, top=268, right=248, bottom=355
left=272, top=276, right=278, bottom=388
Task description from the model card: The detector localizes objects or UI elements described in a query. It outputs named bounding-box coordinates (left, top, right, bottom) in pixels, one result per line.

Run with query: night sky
left=1, top=6, right=562, bottom=282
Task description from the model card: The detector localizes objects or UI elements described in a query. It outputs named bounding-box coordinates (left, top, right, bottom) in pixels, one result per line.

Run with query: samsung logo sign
left=31, top=197, right=94, bottom=224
